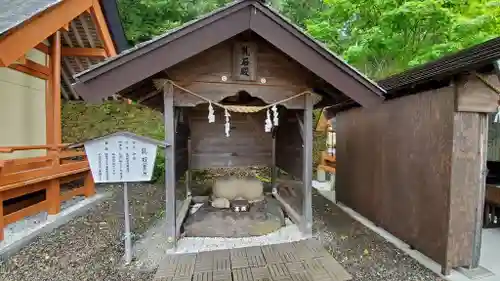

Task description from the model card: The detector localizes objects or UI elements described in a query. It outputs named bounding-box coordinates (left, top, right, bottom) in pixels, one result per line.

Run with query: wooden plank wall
left=276, top=109, right=303, bottom=179
left=167, top=34, right=316, bottom=109
left=188, top=107, right=273, bottom=169
left=336, top=87, right=456, bottom=268
left=175, top=107, right=190, bottom=181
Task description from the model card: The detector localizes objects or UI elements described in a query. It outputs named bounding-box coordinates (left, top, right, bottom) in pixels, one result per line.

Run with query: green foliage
left=62, top=101, right=166, bottom=182
left=117, top=0, right=231, bottom=44
left=305, top=0, right=500, bottom=78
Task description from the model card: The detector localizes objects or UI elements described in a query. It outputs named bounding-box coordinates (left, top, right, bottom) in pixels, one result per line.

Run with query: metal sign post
left=123, top=182, right=132, bottom=264
left=78, top=132, right=167, bottom=265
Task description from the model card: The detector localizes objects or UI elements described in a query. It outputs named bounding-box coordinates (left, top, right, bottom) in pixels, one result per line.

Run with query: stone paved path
left=154, top=239, right=351, bottom=281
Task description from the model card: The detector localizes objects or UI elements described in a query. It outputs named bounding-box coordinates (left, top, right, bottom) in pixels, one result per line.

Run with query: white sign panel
left=84, top=135, right=158, bottom=183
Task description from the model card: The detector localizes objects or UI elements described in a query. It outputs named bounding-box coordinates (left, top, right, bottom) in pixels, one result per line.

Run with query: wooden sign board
left=83, top=132, right=162, bottom=183
left=233, top=42, right=257, bottom=81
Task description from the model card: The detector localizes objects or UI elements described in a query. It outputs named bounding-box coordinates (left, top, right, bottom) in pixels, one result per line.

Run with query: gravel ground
left=0, top=183, right=444, bottom=281
left=312, top=191, right=445, bottom=281
left=0, top=183, right=168, bottom=281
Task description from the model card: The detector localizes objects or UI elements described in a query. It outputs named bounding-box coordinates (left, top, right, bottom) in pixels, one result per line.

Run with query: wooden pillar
left=271, top=131, right=278, bottom=189
left=49, top=31, right=62, bottom=145
left=83, top=171, right=96, bottom=197
left=164, top=83, right=176, bottom=248
left=470, top=113, right=489, bottom=269
left=302, top=93, right=313, bottom=235
left=47, top=179, right=61, bottom=214
left=185, top=138, right=192, bottom=197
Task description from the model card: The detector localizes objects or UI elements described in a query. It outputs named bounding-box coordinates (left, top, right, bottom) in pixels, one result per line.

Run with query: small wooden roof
left=0, top=0, right=128, bottom=100
left=73, top=0, right=385, bottom=108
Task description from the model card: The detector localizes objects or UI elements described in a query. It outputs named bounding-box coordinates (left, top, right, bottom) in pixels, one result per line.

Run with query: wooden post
left=0, top=193, right=4, bottom=241
left=50, top=31, right=62, bottom=145
left=302, top=93, right=313, bottom=235
left=83, top=171, right=96, bottom=197
left=186, top=138, right=192, bottom=197
left=271, top=131, right=277, bottom=189
left=470, top=113, right=489, bottom=268
left=47, top=179, right=61, bottom=214
left=164, top=83, right=176, bottom=249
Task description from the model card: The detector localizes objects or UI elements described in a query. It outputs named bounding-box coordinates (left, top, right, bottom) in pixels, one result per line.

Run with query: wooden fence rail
left=0, top=145, right=95, bottom=241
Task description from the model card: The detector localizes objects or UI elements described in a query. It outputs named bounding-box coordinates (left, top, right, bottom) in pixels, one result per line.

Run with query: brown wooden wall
left=276, top=109, right=303, bottom=179
left=188, top=106, right=273, bottom=169
left=336, top=87, right=458, bottom=268
left=167, top=34, right=322, bottom=109
left=175, top=107, right=190, bottom=181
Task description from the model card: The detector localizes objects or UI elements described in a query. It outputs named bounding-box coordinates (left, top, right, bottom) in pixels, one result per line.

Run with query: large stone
left=212, top=177, right=264, bottom=202
left=211, top=197, right=230, bottom=209
left=183, top=198, right=285, bottom=237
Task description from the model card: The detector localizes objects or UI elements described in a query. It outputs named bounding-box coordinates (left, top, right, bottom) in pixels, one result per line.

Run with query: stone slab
left=154, top=239, right=351, bottom=281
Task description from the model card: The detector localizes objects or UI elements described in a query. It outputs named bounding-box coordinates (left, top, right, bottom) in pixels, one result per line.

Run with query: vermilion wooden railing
left=317, top=151, right=336, bottom=173
left=0, top=145, right=95, bottom=241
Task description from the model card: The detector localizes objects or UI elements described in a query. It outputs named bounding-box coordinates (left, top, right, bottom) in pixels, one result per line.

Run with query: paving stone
left=301, top=260, right=331, bottom=281
left=175, top=254, right=196, bottom=277
left=245, top=247, right=266, bottom=267
left=261, top=245, right=280, bottom=263
left=172, top=277, right=193, bottom=281
left=213, top=256, right=231, bottom=272
left=233, top=267, right=253, bottom=281
left=289, top=272, right=314, bottom=281
left=303, top=240, right=330, bottom=258
left=230, top=248, right=249, bottom=269
left=291, top=241, right=314, bottom=260
left=315, top=257, right=352, bottom=281
left=285, top=262, right=306, bottom=274
left=195, top=252, right=214, bottom=272
left=268, top=263, right=289, bottom=280
left=212, top=270, right=232, bottom=281
left=272, top=244, right=299, bottom=263
left=193, top=271, right=213, bottom=281
left=154, top=277, right=174, bottom=281
left=156, top=240, right=351, bottom=281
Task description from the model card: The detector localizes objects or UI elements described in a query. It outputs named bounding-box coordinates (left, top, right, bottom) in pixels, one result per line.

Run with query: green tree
left=305, top=0, right=500, bottom=78
left=117, top=0, right=231, bottom=44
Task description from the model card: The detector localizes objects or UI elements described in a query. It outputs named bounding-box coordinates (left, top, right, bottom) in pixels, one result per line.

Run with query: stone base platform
left=183, top=198, right=286, bottom=238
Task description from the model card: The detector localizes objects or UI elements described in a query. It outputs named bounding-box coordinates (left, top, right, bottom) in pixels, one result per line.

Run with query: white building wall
left=0, top=48, right=47, bottom=160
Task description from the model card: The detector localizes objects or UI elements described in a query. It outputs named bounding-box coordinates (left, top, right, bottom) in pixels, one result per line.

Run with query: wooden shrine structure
left=72, top=0, right=384, bottom=246
left=326, top=37, right=500, bottom=274
left=0, top=0, right=127, bottom=240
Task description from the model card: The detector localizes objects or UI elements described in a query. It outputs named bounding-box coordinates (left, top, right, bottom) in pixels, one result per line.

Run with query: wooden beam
left=35, top=43, right=49, bottom=54
left=0, top=0, right=93, bottom=67
left=89, top=0, right=117, bottom=57
left=8, top=62, right=49, bottom=80
left=61, top=47, right=107, bottom=57
left=61, top=23, right=69, bottom=32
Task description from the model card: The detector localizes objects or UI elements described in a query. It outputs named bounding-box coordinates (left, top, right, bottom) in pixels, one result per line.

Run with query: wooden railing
left=0, top=145, right=95, bottom=241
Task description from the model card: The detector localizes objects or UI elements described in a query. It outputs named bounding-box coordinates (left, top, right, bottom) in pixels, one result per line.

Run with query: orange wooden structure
left=0, top=0, right=127, bottom=240
left=316, top=109, right=336, bottom=173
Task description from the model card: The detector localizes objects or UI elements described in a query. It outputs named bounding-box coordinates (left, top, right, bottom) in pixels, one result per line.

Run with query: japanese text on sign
left=85, top=135, right=158, bottom=183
